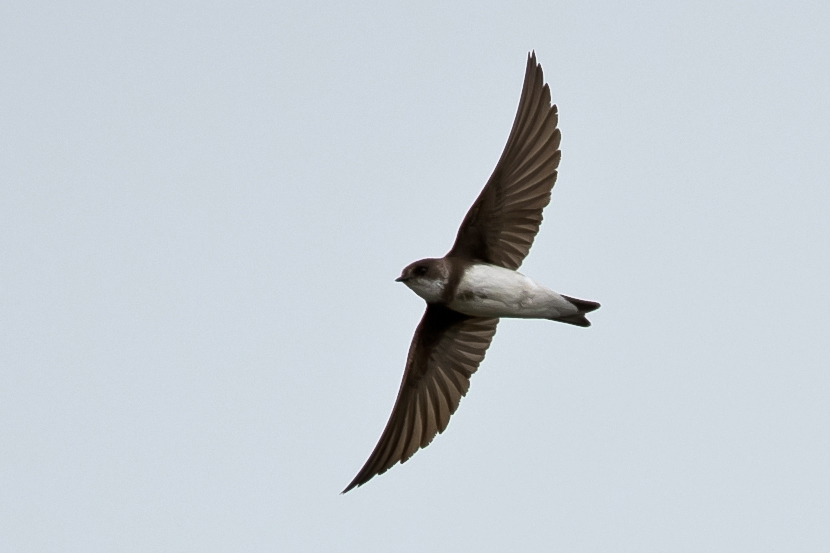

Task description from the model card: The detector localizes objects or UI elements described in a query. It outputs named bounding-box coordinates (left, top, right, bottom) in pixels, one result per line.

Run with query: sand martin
left=343, top=52, right=599, bottom=493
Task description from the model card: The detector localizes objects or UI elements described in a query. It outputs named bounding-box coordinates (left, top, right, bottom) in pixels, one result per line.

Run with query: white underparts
left=449, top=264, right=577, bottom=319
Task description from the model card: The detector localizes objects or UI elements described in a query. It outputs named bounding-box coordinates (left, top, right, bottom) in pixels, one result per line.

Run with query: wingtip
left=525, top=50, right=544, bottom=91
left=342, top=468, right=373, bottom=494
left=341, top=477, right=362, bottom=494
left=528, top=50, right=540, bottom=67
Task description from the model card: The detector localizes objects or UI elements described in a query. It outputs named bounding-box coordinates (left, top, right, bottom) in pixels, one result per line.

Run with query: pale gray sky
left=2, top=1, right=829, bottom=551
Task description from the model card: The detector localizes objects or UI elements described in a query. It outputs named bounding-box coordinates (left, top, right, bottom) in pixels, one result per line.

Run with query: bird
left=343, top=51, right=599, bottom=493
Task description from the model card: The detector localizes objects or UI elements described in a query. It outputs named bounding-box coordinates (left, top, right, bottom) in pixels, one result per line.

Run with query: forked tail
left=551, top=295, right=601, bottom=327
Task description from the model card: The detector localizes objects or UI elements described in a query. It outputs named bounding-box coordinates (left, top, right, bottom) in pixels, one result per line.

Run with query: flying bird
left=343, top=52, right=599, bottom=493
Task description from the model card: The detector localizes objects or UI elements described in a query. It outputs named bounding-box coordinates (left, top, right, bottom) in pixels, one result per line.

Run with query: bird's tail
left=551, top=295, right=601, bottom=327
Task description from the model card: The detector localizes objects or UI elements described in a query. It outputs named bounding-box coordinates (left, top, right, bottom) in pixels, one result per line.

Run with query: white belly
left=448, top=264, right=577, bottom=319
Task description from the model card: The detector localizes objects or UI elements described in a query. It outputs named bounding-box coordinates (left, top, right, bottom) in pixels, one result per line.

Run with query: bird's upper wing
left=448, top=51, right=561, bottom=270
left=343, top=305, right=498, bottom=492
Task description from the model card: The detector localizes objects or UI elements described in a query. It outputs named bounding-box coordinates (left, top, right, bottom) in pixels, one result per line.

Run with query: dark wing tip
left=342, top=476, right=362, bottom=494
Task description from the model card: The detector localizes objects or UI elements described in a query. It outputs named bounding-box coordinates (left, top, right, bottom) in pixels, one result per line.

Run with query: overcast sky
left=2, top=1, right=829, bottom=551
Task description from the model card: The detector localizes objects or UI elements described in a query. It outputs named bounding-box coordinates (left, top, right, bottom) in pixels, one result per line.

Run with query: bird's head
left=396, top=258, right=449, bottom=303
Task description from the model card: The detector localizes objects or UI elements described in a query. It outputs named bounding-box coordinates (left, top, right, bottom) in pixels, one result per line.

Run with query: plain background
left=2, top=1, right=829, bottom=551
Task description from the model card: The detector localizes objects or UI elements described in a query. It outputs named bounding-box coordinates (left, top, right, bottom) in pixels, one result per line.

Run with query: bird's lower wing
left=343, top=305, right=498, bottom=492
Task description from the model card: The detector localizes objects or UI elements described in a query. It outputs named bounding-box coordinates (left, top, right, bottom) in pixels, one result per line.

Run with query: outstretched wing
left=343, top=305, right=498, bottom=492
left=448, top=51, right=561, bottom=270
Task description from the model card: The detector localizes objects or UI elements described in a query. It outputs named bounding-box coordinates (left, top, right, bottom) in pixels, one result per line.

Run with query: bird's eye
left=414, top=266, right=428, bottom=276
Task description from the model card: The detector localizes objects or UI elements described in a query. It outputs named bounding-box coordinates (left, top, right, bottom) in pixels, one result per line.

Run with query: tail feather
left=561, top=295, right=600, bottom=313
left=553, top=313, right=592, bottom=327
left=551, top=295, right=601, bottom=327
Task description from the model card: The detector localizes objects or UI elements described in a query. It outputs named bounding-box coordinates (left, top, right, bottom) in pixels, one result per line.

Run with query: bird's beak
left=395, top=275, right=407, bottom=282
